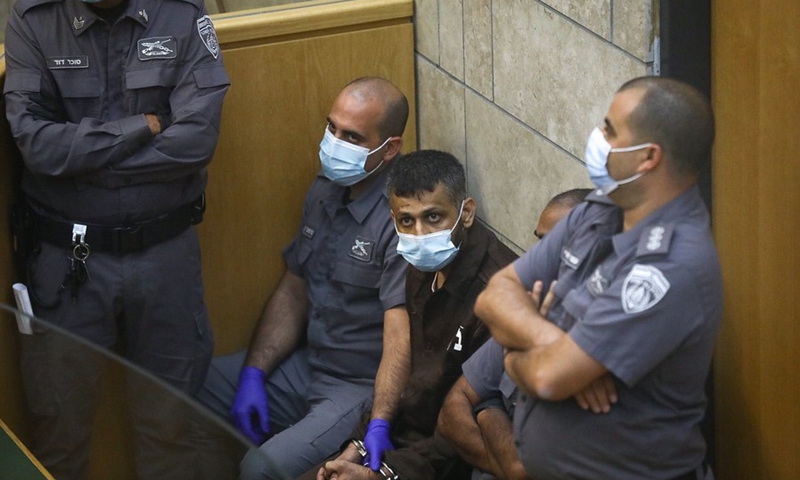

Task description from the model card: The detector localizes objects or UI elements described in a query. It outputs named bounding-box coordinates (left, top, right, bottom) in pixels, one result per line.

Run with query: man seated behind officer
left=438, top=188, right=591, bottom=480
left=303, top=150, right=518, bottom=480
left=198, top=77, right=411, bottom=479
left=478, top=77, right=721, bottom=479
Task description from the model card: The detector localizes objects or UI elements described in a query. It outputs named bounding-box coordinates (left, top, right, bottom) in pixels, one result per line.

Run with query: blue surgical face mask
left=584, top=127, right=652, bottom=195
left=319, top=128, right=391, bottom=187
left=395, top=202, right=465, bottom=272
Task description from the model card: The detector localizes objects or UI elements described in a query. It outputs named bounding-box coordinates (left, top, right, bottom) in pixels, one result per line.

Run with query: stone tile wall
left=413, top=0, right=655, bottom=252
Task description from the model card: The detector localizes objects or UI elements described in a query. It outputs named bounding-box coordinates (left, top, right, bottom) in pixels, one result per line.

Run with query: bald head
left=343, top=77, right=409, bottom=139
left=535, top=188, right=591, bottom=240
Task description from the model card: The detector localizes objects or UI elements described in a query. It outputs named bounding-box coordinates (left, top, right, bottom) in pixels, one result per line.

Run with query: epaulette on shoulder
left=636, top=224, right=675, bottom=257
left=14, top=0, right=60, bottom=16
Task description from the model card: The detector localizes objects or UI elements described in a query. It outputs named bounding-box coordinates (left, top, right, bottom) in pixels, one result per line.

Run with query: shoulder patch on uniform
left=14, top=0, right=59, bottom=16
left=621, top=264, right=670, bottom=314
left=196, top=15, right=220, bottom=59
left=636, top=224, right=674, bottom=256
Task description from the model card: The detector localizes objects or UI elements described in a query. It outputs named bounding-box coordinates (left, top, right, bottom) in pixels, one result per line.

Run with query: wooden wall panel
left=712, top=0, right=800, bottom=478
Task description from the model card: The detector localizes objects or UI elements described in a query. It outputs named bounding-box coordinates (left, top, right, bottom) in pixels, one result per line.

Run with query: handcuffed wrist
left=351, top=439, right=398, bottom=479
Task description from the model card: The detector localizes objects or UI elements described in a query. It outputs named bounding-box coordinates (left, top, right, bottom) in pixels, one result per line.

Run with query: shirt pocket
left=331, top=259, right=382, bottom=289
left=125, top=66, right=180, bottom=115
left=53, top=72, right=102, bottom=119
left=331, top=259, right=382, bottom=305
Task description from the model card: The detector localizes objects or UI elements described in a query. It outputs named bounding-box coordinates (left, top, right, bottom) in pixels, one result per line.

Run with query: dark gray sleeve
left=569, top=258, right=713, bottom=387
left=379, top=228, right=407, bottom=310
left=3, top=9, right=153, bottom=177
left=462, top=339, right=506, bottom=400
left=4, top=6, right=229, bottom=185
left=84, top=9, right=230, bottom=186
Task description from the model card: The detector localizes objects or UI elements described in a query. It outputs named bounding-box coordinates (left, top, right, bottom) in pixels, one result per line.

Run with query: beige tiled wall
left=413, top=0, right=654, bottom=251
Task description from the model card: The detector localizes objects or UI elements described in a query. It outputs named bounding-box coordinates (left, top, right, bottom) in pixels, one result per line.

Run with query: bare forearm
left=438, top=378, right=498, bottom=474
left=477, top=409, right=530, bottom=480
left=244, top=271, right=309, bottom=373
left=371, top=307, right=411, bottom=421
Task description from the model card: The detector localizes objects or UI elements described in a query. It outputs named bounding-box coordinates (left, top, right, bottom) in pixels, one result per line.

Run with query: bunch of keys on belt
left=63, top=223, right=91, bottom=299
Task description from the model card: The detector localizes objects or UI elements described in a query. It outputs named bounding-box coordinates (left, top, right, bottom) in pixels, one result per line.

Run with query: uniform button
left=124, top=177, right=132, bottom=185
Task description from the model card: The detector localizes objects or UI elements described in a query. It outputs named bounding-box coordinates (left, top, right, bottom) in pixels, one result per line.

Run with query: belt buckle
left=112, top=225, right=144, bottom=254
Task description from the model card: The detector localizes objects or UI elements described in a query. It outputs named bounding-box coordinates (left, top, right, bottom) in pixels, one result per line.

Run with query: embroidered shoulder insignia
left=196, top=15, right=219, bottom=59
left=621, top=264, right=670, bottom=314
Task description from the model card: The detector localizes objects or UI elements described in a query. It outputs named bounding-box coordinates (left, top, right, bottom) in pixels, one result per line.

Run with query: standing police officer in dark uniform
left=4, top=0, right=230, bottom=478
left=477, top=77, right=721, bottom=480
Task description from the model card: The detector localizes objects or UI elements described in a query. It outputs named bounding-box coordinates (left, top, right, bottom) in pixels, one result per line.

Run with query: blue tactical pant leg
left=197, top=348, right=313, bottom=431
left=240, top=374, right=374, bottom=480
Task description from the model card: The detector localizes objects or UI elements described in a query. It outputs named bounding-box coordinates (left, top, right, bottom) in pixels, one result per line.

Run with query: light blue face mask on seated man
left=585, top=127, right=653, bottom=195
left=395, top=201, right=465, bottom=272
left=319, top=128, right=392, bottom=187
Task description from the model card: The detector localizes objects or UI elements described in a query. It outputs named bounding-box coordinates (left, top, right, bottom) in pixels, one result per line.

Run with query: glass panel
left=0, top=303, right=287, bottom=480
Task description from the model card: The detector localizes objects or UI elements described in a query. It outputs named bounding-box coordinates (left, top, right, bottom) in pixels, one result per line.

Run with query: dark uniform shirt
left=283, top=167, right=407, bottom=381
left=4, top=0, right=230, bottom=224
left=511, top=185, right=723, bottom=480
left=380, top=221, right=518, bottom=479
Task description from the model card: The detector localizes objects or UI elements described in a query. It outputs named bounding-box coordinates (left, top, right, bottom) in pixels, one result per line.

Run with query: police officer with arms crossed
left=4, top=0, right=229, bottom=478
left=477, top=77, right=721, bottom=480
left=199, top=77, right=412, bottom=479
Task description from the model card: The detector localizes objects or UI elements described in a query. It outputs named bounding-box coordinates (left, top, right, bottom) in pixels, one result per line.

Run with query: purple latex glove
left=231, top=366, right=269, bottom=444
left=364, top=418, right=394, bottom=471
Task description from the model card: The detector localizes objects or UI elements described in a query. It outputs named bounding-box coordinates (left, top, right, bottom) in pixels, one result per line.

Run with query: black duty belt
left=32, top=195, right=205, bottom=255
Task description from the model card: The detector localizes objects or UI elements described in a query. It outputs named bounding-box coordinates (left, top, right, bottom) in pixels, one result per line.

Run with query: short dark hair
left=618, top=76, right=715, bottom=176
left=346, top=77, right=409, bottom=138
left=547, top=188, right=592, bottom=209
left=387, top=150, right=466, bottom=208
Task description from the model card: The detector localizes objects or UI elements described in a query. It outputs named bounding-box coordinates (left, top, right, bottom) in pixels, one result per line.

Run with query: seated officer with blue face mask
left=198, top=77, right=412, bottom=479
left=304, top=150, right=518, bottom=480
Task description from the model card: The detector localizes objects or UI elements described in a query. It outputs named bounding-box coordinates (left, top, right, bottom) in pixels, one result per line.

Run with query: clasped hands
left=316, top=419, right=394, bottom=480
